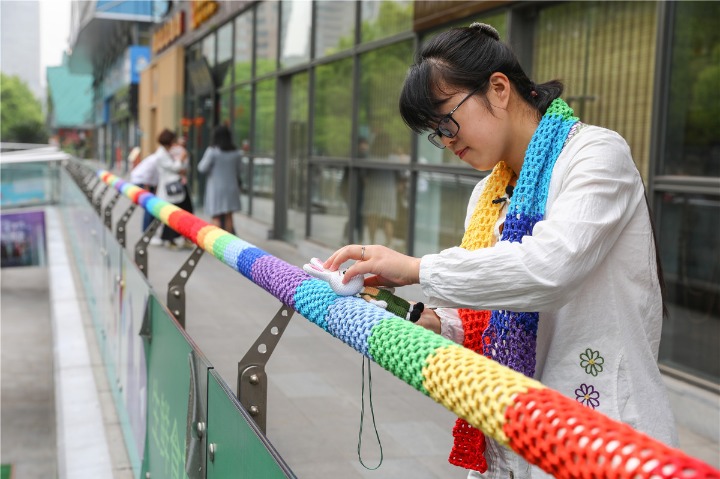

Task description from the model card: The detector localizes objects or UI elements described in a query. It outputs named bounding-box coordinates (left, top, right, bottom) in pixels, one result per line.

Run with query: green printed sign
left=141, top=296, right=197, bottom=479
left=206, top=370, right=295, bottom=479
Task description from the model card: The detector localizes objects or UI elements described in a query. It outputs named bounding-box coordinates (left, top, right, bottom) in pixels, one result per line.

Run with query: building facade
left=68, top=0, right=154, bottom=173
left=137, top=0, right=719, bottom=392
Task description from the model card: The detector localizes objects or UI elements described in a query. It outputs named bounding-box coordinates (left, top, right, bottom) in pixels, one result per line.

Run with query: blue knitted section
left=223, top=238, right=252, bottom=272
left=293, top=279, right=340, bottom=331
left=236, top=247, right=268, bottom=279
left=146, top=197, right=165, bottom=217
left=325, top=297, right=394, bottom=359
left=483, top=98, right=578, bottom=379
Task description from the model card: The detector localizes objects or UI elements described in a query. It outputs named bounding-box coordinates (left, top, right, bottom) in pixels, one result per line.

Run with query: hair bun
left=469, top=22, right=500, bottom=41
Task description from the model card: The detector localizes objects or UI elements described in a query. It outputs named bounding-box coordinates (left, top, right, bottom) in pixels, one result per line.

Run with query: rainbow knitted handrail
left=96, top=169, right=719, bottom=479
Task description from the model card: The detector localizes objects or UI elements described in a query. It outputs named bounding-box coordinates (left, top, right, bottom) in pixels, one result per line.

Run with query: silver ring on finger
left=360, top=245, right=366, bottom=261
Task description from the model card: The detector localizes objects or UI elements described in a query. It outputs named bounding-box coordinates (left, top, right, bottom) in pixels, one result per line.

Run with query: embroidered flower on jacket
left=575, top=383, right=600, bottom=409
left=579, top=348, right=604, bottom=376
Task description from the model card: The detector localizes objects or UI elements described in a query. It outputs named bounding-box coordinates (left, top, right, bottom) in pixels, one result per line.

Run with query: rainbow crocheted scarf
left=449, top=98, right=579, bottom=473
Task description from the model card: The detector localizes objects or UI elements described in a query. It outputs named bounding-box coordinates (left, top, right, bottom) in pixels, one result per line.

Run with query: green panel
left=206, top=370, right=295, bottom=479
left=141, top=296, right=197, bottom=479
left=1, top=464, right=12, bottom=479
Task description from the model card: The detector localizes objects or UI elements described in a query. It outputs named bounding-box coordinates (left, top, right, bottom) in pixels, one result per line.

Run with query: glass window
left=358, top=41, right=414, bottom=163
left=234, top=11, right=253, bottom=84
left=660, top=1, right=720, bottom=177
left=313, top=58, right=353, bottom=158
left=288, top=73, right=309, bottom=242
left=252, top=78, right=276, bottom=222
left=309, top=165, right=348, bottom=248
left=218, top=91, right=231, bottom=127
left=202, top=32, right=216, bottom=67
left=217, top=22, right=233, bottom=88
left=256, top=1, right=279, bottom=76
left=657, top=192, right=720, bottom=382
left=280, top=0, right=312, bottom=69
left=233, top=84, right=252, bottom=212
left=315, top=0, right=355, bottom=58
left=359, top=167, right=409, bottom=251
left=361, top=0, right=413, bottom=44
left=534, top=1, right=657, bottom=180
left=413, top=172, right=479, bottom=256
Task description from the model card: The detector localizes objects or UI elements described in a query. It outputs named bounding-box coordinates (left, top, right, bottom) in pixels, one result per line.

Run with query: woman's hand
left=414, top=307, right=441, bottom=335
left=323, top=244, right=421, bottom=288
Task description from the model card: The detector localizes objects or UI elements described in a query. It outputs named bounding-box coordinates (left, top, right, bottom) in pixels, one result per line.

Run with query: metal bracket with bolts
left=167, top=245, right=204, bottom=328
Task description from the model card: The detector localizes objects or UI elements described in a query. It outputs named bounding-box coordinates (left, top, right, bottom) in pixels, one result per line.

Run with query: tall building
left=0, top=1, right=42, bottom=101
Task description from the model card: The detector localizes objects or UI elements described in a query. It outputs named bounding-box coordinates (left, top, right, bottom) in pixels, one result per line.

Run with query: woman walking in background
left=198, top=125, right=244, bottom=234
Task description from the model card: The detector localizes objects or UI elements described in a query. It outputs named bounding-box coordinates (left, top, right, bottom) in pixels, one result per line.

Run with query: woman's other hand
left=414, top=307, right=441, bottom=335
left=323, top=244, right=421, bottom=288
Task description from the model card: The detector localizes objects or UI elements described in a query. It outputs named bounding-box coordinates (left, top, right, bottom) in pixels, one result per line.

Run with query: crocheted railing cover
left=92, top=168, right=719, bottom=479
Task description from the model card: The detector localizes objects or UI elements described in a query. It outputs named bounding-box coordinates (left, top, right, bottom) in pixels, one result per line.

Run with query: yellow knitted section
left=460, top=161, right=515, bottom=250
left=422, top=345, right=544, bottom=446
left=202, top=227, right=226, bottom=252
left=126, top=185, right=143, bottom=197
left=158, top=204, right=182, bottom=223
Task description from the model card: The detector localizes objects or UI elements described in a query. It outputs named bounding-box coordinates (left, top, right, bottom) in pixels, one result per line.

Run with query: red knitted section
left=448, top=418, right=488, bottom=473
left=449, top=308, right=492, bottom=472
left=458, top=309, right=491, bottom=354
left=504, top=387, right=720, bottom=479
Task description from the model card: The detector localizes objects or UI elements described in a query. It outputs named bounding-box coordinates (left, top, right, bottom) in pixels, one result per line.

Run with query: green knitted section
left=368, top=318, right=456, bottom=395
left=211, top=233, right=235, bottom=261
left=546, top=98, right=578, bottom=121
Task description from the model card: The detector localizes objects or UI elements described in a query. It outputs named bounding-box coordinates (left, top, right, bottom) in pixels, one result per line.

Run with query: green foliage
left=1, top=72, right=48, bottom=143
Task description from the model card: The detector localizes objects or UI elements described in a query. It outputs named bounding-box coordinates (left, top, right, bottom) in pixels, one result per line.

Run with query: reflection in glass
left=361, top=0, right=412, bottom=44
left=280, top=0, right=311, bottom=69
left=234, top=11, right=253, bottom=84
left=358, top=41, right=414, bottom=161
left=288, top=73, right=309, bottom=241
left=218, top=91, right=231, bottom=127
left=313, top=58, right=353, bottom=157
left=360, top=166, right=409, bottom=252
left=315, top=0, right=355, bottom=58
left=202, top=33, right=215, bottom=67
left=256, top=1, right=279, bottom=76
left=657, top=192, right=720, bottom=383
left=252, top=78, right=276, bottom=223
left=413, top=172, right=479, bottom=256
left=534, top=2, right=657, bottom=178
left=217, top=22, right=233, bottom=87
left=309, top=165, right=348, bottom=248
left=661, top=1, right=720, bottom=177
left=233, top=84, right=252, bottom=157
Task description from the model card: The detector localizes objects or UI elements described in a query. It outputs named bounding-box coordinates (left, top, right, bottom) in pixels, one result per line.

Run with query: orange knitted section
left=504, top=387, right=720, bottom=479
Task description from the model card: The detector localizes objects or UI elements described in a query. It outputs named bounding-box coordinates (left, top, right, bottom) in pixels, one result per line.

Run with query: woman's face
left=434, top=89, right=509, bottom=172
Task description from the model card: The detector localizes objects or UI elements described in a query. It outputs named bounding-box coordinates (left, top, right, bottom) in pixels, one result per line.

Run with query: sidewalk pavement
left=1, top=205, right=718, bottom=478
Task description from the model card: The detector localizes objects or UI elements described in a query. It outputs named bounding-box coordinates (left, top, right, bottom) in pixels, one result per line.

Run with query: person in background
left=198, top=125, right=244, bottom=234
left=324, top=22, right=677, bottom=479
left=129, top=146, right=161, bottom=244
left=169, top=135, right=194, bottom=249
left=155, top=128, right=192, bottom=250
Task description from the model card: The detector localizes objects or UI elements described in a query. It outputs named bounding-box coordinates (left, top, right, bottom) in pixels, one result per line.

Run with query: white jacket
left=420, top=126, right=678, bottom=478
left=154, top=146, right=185, bottom=204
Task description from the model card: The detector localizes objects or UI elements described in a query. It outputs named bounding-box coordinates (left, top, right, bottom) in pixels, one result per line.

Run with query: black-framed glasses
left=427, top=87, right=480, bottom=149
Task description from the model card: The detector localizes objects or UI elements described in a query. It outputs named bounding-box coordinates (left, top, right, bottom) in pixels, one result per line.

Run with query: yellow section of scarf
left=460, top=161, right=516, bottom=251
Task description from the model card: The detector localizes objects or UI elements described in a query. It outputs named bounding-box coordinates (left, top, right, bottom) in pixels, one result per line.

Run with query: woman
left=324, top=23, right=677, bottom=479
left=155, top=128, right=191, bottom=249
left=198, top=125, right=243, bottom=234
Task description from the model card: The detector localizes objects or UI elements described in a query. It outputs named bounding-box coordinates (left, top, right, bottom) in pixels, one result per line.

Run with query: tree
left=1, top=72, right=48, bottom=144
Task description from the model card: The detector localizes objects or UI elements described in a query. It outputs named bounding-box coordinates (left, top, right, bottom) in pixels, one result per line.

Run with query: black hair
left=157, top=128, right=176, bottom=147
left=211, top=125, right=237, bottom=151
left=399, top=22, right=564, bottom=133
